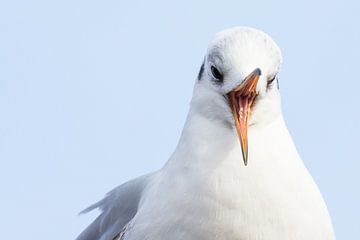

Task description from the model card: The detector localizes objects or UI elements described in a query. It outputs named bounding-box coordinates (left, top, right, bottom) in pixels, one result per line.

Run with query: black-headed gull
left=76, top=27, right=335, bottom=240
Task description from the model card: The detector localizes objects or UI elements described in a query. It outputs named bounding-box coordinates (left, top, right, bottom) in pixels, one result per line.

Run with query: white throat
left=165, top=88, right=288, bottom=171
left=158, top=99, right=334, bottom=239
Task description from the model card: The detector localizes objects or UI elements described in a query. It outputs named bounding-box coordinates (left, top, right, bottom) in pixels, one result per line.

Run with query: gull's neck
left=165, top=105, right=301, bottom=174
left=165, top=109, right=236, bottom=169
left=157, top=93, right=335, bottom=240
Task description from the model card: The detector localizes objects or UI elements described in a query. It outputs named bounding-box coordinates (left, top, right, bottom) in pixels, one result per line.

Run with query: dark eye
left=267, top=75, right=278, bottom=90
left=268, top=75, right=277, bottom=84
left=210, top=65, right=223, bottom=82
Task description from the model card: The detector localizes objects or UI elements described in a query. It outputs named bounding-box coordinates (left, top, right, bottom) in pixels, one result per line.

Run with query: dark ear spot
left=197, top=61, right=205, bottom=81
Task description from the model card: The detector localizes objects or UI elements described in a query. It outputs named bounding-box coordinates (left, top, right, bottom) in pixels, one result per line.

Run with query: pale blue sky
left=0, top=0, right=359, bottom=239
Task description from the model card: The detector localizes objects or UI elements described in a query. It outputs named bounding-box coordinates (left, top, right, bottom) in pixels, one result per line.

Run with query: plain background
left=1, top=0, right=359, bottom=239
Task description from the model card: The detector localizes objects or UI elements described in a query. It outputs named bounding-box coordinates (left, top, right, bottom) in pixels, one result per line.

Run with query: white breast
left=123, top=115, right=335, bottom=240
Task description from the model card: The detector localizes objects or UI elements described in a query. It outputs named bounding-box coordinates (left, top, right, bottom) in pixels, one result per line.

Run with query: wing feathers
left=76, top=173, right=154, bottom=240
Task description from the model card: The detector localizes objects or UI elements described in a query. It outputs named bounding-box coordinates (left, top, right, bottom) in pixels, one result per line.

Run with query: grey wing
left=76, top=173, right=153, bottom=240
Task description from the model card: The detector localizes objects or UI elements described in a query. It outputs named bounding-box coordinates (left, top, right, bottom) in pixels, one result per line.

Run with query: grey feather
left=76, top=173, right=153, bottom=240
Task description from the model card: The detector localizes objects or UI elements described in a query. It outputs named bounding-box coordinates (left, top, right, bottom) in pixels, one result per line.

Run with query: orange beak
left=227, top=68, right=261, bottom=166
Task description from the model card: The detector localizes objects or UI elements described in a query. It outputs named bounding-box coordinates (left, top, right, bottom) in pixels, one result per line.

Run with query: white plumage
left=76, top=27, right=335, bottom=240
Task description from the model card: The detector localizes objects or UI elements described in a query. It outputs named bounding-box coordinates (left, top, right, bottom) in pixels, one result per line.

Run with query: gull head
left=192, top=27, right=283, bottom=165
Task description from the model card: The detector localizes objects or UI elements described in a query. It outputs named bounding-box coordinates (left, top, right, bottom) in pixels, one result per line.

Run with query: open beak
left=227, top=68, right=261, bottom=166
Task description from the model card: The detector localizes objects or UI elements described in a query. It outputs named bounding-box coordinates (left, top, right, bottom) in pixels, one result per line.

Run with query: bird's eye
left=268, top=75, right=277, bottom=84
left=267, top=75, right=278, bottom=90
left=210, top=65, right=223, bottom=82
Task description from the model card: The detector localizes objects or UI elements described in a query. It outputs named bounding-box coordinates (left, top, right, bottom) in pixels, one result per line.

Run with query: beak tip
left=243, top=157, right=248, bottom=166
left=241, top=150, right=248, bottom=166
left=254, top=68, right=262, bottom=76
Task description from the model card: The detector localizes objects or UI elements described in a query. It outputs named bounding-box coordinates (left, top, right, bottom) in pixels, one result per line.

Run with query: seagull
left=76, top=27, right=336, bottom=240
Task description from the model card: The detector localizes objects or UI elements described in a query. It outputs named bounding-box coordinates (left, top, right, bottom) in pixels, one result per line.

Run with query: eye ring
left=210, top=65, right=223, bottom=82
